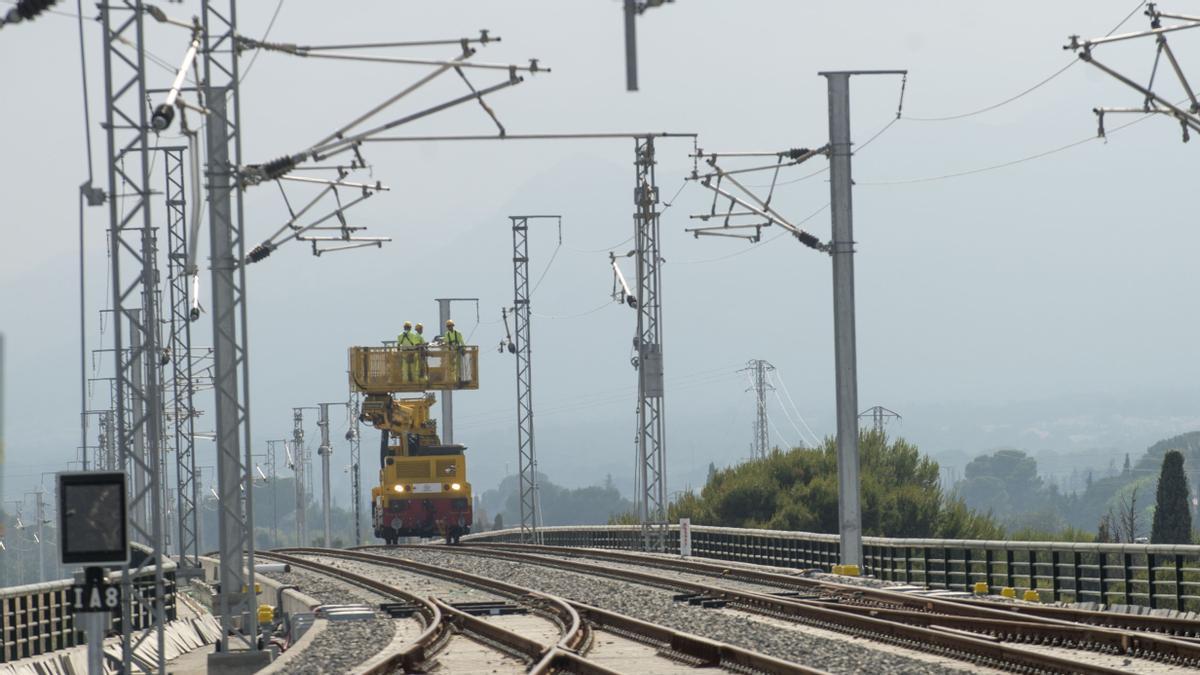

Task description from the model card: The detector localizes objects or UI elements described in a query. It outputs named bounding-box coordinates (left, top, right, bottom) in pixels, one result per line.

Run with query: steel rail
left=431, top=598, right=550, bottom=664
left=410, top=544, right=1177, bottom=674
left=276, top=547, right=827, bottom=675
left=471, top=541, right=1200, bottom=637
left=462, top=543, right=1200, bottom=662
left=263, top=549, right=588, bottom=666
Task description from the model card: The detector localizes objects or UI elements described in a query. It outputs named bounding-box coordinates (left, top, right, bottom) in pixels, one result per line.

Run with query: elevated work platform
left=349, top=345, right=479, bottom=394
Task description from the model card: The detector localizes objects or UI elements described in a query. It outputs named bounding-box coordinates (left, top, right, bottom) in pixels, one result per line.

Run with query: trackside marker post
left=58, top=471, right=129, bottom=674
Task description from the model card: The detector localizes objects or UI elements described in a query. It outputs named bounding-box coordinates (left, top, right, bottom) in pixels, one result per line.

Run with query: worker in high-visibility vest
left=414, top=322, right=428, bottom=381
left=444, top=319, right=465, bottom=383
left=444, top=319, right=464, bottom=348
left=397, top=321, right=423, bottom=383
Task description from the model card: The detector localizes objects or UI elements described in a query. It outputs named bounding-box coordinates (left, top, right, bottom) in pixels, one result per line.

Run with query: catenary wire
left=903, top=1, right=1147, bottom=122
left=529, top=241, right=561, bottom=296
left=239, top=0, right=284, bottom=84
left=564, top=236, right=632, bottom=254
left=857, top=112, right=1155, bottom=186
left=562, top=179, right=689, bottom=254
left=530, top=299, right=613, bottom=320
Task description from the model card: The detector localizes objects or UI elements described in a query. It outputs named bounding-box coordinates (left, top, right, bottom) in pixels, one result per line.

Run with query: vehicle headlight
left=450, top=482, right=462, bottom=491
left=393, top=484, right=405, bottom=493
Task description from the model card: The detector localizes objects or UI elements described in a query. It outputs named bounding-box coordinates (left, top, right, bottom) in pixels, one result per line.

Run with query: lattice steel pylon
left=1066, top=4, right=1200, bottom=142
left=858, top=405, right=901, bottom=435
left=633, top=138, right=669, bottom=552
left=509, top=216, right=560, bottom=545
left=99, top=1, right=168, bottom=670
left=347, top=391, right=363, bottom=546
left=291, top=407, right=309, bottom=546
left=740, top=359, right=775, bottom=459
left=163, top=145, right=201, bottom=573
left=200, top=0, right=260, bottom=653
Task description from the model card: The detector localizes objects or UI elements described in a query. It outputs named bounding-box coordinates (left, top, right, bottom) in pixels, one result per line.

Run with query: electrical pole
left=347, top=392, right=363, bottom=546
left=34, top=491, right=45, bottom=583
left=318, top=403, right=333, bottom=547
left=821, top=69, right=905, bottom=570
left=434, top=298, right=478, bottom=444
left=292, top=408, right=310, bottom=546
left=633, top=137, right=669, bottom=552
left=100, top=2, right=168, bottom=669
left=623, top=0, right=638, bottom=91
left=739, top=360, right=775, bottom=459
left=508, top=216, right=559, bottom=545
left=129, top=310, right=147, bottom=537
left=621, top=0, right=673, bottom=91
left=199, top=0, right=263, bottom=657
left=357, top=130, right=697, bottom=554
left=315, top=401, right=351, bottom=548
left=163, top=144, right=201, bottom=573
left=266, top=440, right=286, bottom=547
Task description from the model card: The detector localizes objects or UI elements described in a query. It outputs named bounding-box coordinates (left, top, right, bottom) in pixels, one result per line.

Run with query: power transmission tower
left=434, top=298, right=479, bottom=444
left=740, top=359, right=775, bottom=459
left=858, top=405, right=901, bottom=435
left=99, top=1, right=168, bottom=670
left=633, top=138, right=669, bottom=552
left=1067, top=5, right=1200, bottom=141
left=508, top=216, right=560, bottom=545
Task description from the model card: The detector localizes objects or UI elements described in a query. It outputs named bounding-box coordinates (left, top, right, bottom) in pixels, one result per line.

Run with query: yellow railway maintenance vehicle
left=349, top=342, right=479, bottom=545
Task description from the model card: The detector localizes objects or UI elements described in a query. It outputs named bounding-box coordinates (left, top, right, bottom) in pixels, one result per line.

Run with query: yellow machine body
left=352, top=343, right=479, bottom=544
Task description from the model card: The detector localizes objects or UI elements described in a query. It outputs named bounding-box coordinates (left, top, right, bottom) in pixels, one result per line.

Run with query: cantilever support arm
left=1076, top=49, right=1200, bottom=132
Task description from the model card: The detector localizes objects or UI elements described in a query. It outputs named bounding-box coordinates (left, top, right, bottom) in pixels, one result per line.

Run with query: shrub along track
left=374, top=542, right=1200, bottom=674
left=264, top=548, right=825, bottom=674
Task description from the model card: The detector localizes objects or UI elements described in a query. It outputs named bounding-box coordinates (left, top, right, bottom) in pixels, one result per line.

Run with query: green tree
left=1150, top=450, right=1193, bottom=544
left=663, top=430, right=1000, bottom=539
left=956, top=449, right=1044, bottom=520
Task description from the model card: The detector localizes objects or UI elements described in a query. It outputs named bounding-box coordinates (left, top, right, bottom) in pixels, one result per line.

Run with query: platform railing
left=349, top=345, right=479, bottom=393
left=463, top=524, right=1200, bottom=611
left=0, top=563, right=177, bottom=664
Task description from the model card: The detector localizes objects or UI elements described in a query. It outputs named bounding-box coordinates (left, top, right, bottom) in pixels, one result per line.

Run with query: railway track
left=470, top=542, right=1200, bottom=638
left=260, top=548, right=824, bottom=674
left=365, top=542, right=1200, bottom=674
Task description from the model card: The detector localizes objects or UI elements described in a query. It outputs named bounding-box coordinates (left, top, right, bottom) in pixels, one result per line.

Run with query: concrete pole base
left=207, top=649, right=272, bottom=674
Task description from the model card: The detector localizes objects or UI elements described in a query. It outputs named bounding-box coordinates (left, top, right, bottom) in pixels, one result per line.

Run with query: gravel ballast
left=374, top=547, right=981, bottom=674
left=261, top=568, right=400, bottom=675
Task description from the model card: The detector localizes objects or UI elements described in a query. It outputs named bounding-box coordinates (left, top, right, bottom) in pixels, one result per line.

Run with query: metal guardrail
left=463, top=525, right=1200, bottom=611
left=0, top=566, right=177, bottom=664
left=349, top=345, right=479, bottom=394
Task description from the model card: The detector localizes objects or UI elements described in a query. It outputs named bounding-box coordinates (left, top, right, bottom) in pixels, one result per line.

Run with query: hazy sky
left=3, top=1, right=1198, bottom=512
